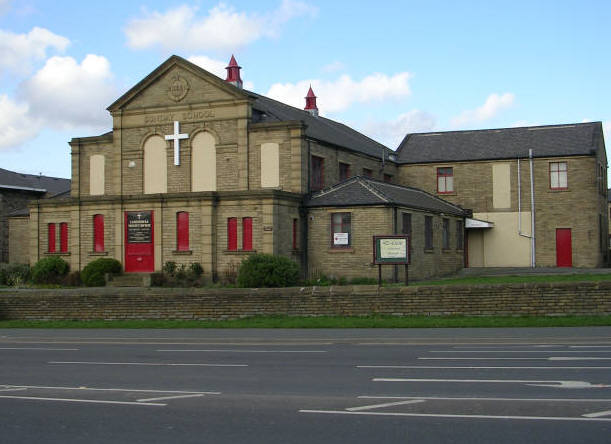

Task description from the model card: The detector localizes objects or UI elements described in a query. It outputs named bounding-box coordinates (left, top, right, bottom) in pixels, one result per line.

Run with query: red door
left=556, top=228, right=572, bottom=267
left=125, top=211, right=154, bottom=272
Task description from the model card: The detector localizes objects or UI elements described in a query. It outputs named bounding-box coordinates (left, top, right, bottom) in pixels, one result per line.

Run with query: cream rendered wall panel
left=89, top=154, right=105, bottom=196
left=473, top=211, right=531, bottom=267
left=467, top=230, right=484, bottom=267
left=144, top=136, right=167, bottom=194
left=492, top=163, right=511, bottom=209
left=191, top=132, right=216, bottom=191
left=260, top=142, right=280, bottom=188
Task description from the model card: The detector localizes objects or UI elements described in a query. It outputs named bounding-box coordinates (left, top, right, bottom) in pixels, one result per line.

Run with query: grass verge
left=0, top=315, right=610, bottom=329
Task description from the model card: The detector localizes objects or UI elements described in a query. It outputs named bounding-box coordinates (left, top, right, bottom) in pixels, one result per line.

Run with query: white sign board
left=333, top=232, right=349, bottom=246
left=379, top=238, right=407, bottom=259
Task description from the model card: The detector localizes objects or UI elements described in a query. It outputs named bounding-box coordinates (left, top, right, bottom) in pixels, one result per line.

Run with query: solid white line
left=3, top=385, right=220, bottom=395
left=357, top=365, right=611, bottom=370
left=453, top=345, right=564, bottom=349
left=420, top=357, right=611, bottom=361
left=157, top=349, right=327, bottom=353
left=0, top=395, right=165, bottom=406
left=0, top=388, right=27, bottom=392
left=430, top=350, right=611, bottom=353
left=346, top=399, right=425, bottom=411
left=582, top=410, right=611, bottom=418
left=48, top=361, right=247, bottom=367
left=358, top=395, right=611, bottom=402
left=372, top=378, right=582, bottom=384
left=570, top=346, right=611, bottom=348
left=137, top=394, right=204, bottom=402
left=550, top=357, right=611, bottom=361
left=298, top=409, right=611, bottom=422
left=0, top=347, right=79, bottom=351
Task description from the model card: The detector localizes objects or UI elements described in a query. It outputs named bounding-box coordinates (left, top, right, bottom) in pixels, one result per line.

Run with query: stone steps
left=106, top=273, right=152, bottom=287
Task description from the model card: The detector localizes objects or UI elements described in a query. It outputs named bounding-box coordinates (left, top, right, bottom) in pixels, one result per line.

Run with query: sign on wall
left=373, top=235, right=409, bottom=265
left=126, top=211, right=152, bottom=243
left=333, top=232, right=349, bottom=246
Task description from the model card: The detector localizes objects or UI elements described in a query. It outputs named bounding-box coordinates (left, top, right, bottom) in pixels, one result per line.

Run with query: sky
left=0, top=0, right=609, bottom=179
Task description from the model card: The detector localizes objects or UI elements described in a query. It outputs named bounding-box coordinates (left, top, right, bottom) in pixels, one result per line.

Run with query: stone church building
left=8, top=55, right=608, bottom=281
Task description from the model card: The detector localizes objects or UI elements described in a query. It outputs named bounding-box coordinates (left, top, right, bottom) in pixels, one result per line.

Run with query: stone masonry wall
left=0, top=281, right=609, bottom=320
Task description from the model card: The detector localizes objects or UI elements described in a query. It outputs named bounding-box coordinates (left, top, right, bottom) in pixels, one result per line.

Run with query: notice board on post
left=373, top=235, right=409, bottom=265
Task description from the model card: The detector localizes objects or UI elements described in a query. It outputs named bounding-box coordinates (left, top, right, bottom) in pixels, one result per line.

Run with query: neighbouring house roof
left=0, top=168, right=71, bottom=196
left=396, top=122, right=605, bottom=164
left=304, top=176, right=466, bottom=216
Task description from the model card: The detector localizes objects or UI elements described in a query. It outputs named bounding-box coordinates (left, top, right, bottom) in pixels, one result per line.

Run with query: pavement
left=458, top=267, right=611, bottom=276
left=0, top=328, right=610, bottom=443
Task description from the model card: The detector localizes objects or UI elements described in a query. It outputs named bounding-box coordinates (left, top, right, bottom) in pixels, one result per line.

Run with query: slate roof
left=0, top=168, right=70, bottom=196
left=396, top=122, right=605, bottom=164
left=304, top=176, right=466, bottom=216
left=249, top=91, right=392, bottom=159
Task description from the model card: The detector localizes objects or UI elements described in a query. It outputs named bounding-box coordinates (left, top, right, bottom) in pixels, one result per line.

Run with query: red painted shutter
left=48, top=223, right=56, bottom=253
left=60, top=222, right=68, bottom=252
left=242, top=217, right=252, bottom=251
left=292, top=218, right=298, bottom=250
left=177, top=212, right=189, bottom=251
left=94, top=215, right=104, bottom=252
left=227, top=217, right=237, bottom=251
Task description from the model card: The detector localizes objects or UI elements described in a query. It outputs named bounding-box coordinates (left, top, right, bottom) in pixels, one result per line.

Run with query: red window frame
left=242, top=217, right=253, bottom=251
left=331, top=212, right=351, bottom=248
left=311, top=155, right=324, bottom=191
left=176, top=212, right=189, bottom=251
left=339, top=162, right=350, bottom=181
left=227, top=217, right=238, bottom=251
left=292, top=218, right=298, bottom=250
left=549, top=162, right=568, bottom=190
left=59, top=222, right=68, bottom=253
left=93, top=214, right=104, bottom=252
left=437, top=167, right=453, bottom=194
left=48, top=223, right=56, bottom=253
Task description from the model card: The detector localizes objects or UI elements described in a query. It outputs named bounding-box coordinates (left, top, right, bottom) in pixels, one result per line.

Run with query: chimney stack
left=225, top=55, right=243, bottom=89
left=304, top=85, right=318, bottom=116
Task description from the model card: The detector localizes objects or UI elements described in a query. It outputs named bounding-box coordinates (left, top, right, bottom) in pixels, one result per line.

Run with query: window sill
left=224, top=250, right=257, bottom=255
left=172, top=250, right=193, bottom=255
left=548, top=188, right=569, bottom=192
left=437, top=191, right=456, bottom=196
left=89, top=251, right=108, bottom=256
left=45, top=252, right=71, bottom=256
left=424, top=249, right=434, bottom=254
left=328, top=248, right=354, bottom=253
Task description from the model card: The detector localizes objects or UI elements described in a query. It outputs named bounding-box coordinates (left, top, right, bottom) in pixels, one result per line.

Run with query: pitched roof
left=304, top=176, right=466, bottom=216
left=0, top=168, right=70, bottom=196
left=250, top=91, right=392, bottom=159
left=396, top=122, right=605, bottom=164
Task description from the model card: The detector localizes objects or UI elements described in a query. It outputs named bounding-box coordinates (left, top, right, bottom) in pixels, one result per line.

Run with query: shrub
left=237, top=254, right=300, bottom=288
left=31, top=256, right=70, bottom=284
left=62, top=271, right=82, bottom=287
left=163, top=261, right=177, bottom=276
left=81, top=258, right=122, bottom=287
left=190, top=262, right=204, bottom=277
left=0, top=263, right=30, bottom=287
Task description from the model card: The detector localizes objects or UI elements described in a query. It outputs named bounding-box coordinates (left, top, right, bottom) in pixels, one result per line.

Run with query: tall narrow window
left=424, top=216, right=433, bottom=250
left=261, top=143, right=280, bottom=188
left=90, top=154, right=105, bottom=195
left=143, top=135, right=167, bottom=194
left=456, top=220, right=464, bottom=250
left=242, top=217, right=253, bottom=251
left=227, top=217, right=237, bottom=251
left=402, top=213, right=412, bottom=258
left=48, top=223, right=56, bottom=253
left=339, top=162, right=350, bottom=181
left=176, top=212, right=189, bottom=251
left=192, top=132, right=217, bottom=191
left=437, top=167, right=454, bottom=194
left=362, top=168, right=373, bottom=178
left=59, top=222, right=68, bottom=253
left=550, top=162, right=567, bottom=189
left=93, top=214, right=104, bottom=252
left=331, top=213, right=351, bottom=248
left=311, top=156, right=324, bottom=191
left=442, top=218, right=450, bottom=249
left=292, top=218, right=298, bottom=250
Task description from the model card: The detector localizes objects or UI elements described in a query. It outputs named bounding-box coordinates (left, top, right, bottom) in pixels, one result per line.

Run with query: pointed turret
left=304, top=85, right=318, bottom=116
left=225, top=55, right=243, bottom=89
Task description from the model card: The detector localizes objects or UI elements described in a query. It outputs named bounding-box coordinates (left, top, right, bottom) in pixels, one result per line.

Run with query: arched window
left=90, top=154, right=105, bottom=195
left=191, top=132, right=216, bottom=191
left=144, top=135, right=167, bottom=193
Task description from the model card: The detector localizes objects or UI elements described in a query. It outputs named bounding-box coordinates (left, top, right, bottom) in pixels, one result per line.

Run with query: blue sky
left=1, top=0, right=609, bottom=178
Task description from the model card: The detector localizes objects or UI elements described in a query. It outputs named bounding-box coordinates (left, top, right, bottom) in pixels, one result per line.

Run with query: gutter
left=0, top=184, right=46, bottom=193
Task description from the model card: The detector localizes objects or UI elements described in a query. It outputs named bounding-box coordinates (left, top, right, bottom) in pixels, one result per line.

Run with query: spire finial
left=225, top=54, right=243, bottom=89
left=304, top=84, right=318, bottom=116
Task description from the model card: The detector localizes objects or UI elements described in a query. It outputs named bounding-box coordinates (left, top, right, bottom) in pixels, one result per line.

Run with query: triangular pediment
left=107, top=55, right=251, bottom=112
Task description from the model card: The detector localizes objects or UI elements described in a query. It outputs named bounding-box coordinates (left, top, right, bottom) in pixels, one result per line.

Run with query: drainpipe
left=517, top=158, right=532, bottom=239
left=529, top=149, right=536, bottom=267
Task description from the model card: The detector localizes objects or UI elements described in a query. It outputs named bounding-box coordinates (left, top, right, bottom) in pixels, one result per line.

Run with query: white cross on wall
left=165, top=121, right=189, bottom=166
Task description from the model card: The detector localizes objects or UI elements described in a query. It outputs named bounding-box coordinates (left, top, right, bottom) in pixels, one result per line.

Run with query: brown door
left=556, top=228, right=572, bottom=267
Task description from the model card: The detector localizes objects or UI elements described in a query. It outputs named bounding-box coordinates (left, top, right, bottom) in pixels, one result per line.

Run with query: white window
left=550, top=162, right=567, bottom=189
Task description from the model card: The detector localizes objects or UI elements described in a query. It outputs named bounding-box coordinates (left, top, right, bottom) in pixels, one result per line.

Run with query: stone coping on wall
left=0, top=281, right=609, bottom=321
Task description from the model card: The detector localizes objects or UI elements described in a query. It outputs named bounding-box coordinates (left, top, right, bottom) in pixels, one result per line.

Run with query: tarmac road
left=0, top=327, right=610, bottom=443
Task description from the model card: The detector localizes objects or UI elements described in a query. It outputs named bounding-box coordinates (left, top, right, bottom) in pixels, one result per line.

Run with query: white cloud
left=450, top=93, right=515, bottom=128
left=188, top=55, right=227, bottom=78
left=0, top=94, right=41, bottom=150
left=321, top=61, right=345, bottom=73
left=0, top=27, right=69, bottom=74
left=0, top=0, right=12, bottom=15
left=125, top=1, right=317, bottom=52
left=266, top=72, right=412, bottom=114
left=360, top=110, right=437, bottom=148
left=19, top=54, right=116, bottom=130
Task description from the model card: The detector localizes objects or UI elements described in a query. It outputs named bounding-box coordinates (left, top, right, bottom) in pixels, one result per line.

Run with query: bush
left=237, top=254, right=300, bottom=288
left=0, top=263, right=30, bottom=287
left=81, top=258, right=122, bottom=287
left=163, top=261, right=177, bottom=276
left=62, top=271, right=82, bottom=287
left=31, top=256, right=70, bottom=284
left=190, top=262, right=204, bottom=277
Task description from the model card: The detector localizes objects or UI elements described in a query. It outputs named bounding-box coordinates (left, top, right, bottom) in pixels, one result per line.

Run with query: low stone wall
left=1, top=281, right=610, bottom=321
